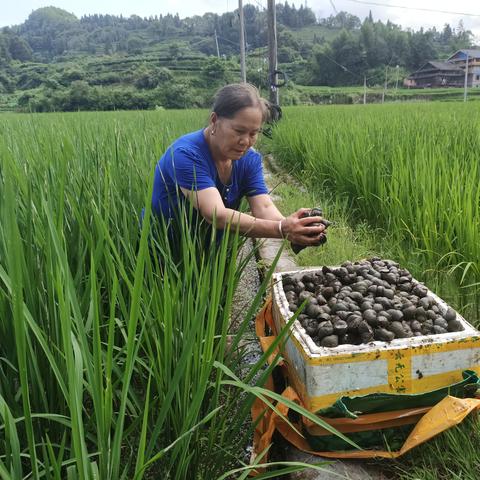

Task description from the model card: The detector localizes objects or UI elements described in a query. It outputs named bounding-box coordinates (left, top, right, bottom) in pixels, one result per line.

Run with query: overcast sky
left=1, top=0, right=479, bottom=41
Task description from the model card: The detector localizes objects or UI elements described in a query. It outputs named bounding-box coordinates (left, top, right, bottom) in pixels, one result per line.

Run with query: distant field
left=290, top=85, right=480, bottom=104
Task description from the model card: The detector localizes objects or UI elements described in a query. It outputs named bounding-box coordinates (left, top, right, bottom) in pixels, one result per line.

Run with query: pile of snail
left=282, top=258, right=464, bottom=348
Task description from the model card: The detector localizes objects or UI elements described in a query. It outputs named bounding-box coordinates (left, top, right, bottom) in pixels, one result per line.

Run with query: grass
left=388, top=415, right=480, bottom=480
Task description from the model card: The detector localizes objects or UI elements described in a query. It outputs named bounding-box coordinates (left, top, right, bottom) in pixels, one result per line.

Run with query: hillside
left=0, top=3, right=476, bottom=112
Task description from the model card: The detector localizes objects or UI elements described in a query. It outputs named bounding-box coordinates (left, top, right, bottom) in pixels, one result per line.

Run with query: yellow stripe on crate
left=410, top=367, right=480, bottom=392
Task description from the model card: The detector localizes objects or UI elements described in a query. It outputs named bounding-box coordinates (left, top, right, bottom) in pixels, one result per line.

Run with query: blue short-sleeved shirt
left=152, top=129, right=269, bottom=221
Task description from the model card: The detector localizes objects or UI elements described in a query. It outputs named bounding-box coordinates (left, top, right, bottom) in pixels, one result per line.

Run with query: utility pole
left=464, top=53, right=469, bottom=102
left=214, top=29, right=220, bottom=58
left=267, top=0, right=279, bottom=105
left=239, top=0, right=246, bottom=83
left=363, top=75, right=367, bottom=105
left=382, top=65, right=388, bottom=103
left=395, top=65, right=399, bottom=92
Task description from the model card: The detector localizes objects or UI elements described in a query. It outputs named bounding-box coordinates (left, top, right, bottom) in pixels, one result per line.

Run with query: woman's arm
left=247, top=193, right=284, bottom=221
left=181, top=187, right=325, bottom=245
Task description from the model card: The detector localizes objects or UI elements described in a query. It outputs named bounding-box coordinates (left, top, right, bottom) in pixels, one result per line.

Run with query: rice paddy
left=1, top=102, right=479, bottom=478
left=266, top=102, right=480, bottom=320
left=0, top=111, right=317, bottom=479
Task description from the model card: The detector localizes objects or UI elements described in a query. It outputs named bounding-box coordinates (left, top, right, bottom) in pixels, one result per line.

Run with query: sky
left=1, top=0, right=479, bottom=42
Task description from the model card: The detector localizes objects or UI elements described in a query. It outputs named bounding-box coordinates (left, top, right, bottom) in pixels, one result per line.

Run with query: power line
left=251, top=0, right=267, bottom=11
left=330, top=0, right=339, bottom=15
left=316, top=49, right=380, bottom=84
left=344, top=0, right=480, bottom=18
left=317, top=50, right=359, bottom=77
left=216, top=35, right=240, bottom=47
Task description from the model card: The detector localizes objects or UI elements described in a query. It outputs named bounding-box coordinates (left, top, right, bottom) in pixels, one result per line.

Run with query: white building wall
left=471, top=66, right=480, bottom=87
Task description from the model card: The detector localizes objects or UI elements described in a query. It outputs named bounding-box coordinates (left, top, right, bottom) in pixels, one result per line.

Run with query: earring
left=211, top=129, right=215, bottom=135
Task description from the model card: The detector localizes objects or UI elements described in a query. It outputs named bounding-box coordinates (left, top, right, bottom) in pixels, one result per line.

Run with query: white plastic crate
left=271, top=267, right=480, bottom=411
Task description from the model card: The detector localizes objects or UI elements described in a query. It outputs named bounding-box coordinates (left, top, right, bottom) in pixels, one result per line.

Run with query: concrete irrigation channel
left=231, top=156, right=389, bottom=479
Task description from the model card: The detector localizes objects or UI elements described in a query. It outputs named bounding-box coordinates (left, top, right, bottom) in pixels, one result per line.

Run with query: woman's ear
left=209, top=112, right=218, bottom=135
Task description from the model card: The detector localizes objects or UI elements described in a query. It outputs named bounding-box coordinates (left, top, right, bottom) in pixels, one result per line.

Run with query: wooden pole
left=239, top=0, right=246, bottom=83
left=267, top=0, right=279, bottom=105
left=363, top=75, right=367, bottom=105
left=214, top=29, right=220, bottom=58
left=464, top=53, right=469, bottom=102
left=382, top=65, right=387, bottom=103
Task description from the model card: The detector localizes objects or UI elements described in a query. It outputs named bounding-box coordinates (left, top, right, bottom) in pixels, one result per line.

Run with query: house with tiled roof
left=407, top=49, right=480, bottom=88
left=446, top=49, right=480, bottom=87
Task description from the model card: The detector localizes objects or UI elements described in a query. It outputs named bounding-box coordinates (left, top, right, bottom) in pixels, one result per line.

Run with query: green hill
left=0, top=3, right=476, bottom=112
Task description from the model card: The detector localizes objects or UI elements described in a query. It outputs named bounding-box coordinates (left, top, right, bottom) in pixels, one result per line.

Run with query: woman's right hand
left=281, top=208, right=326, bottom=246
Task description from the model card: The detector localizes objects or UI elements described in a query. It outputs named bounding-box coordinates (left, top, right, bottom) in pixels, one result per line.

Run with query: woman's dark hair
left=212, top=83, right=271, bottom=122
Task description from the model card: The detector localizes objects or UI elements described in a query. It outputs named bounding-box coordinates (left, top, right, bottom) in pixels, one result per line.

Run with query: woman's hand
left=281, top=208, right=326, bottom=246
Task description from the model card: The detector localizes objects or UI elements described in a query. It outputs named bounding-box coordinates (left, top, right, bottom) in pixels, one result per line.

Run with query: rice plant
left=0, top=111, right=347, bottom=479
left=266, top=102, right=480, bottom=318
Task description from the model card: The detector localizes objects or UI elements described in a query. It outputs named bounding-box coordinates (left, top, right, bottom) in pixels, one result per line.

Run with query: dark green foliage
left=133, top=64, right=159, bottom=89
left=8, top=35, right=33, bottom=61
left=0, top=34, right=12, bottom=64
left=7, top=3, right=317, bottom=60
left=319, top=11, right=361, bottom=30
left=277, top=1, right=316, bottom=28
left=161, top=82, right=197, bottom=109
left=59, top=68, right=85, bottom=85
left=19, top=6, right=79, bottom=57
left=0, top=72, right=14, bottom=93
left=127, top=35, right=147, bottom=54
left=304, top=15, right=474, bottom=86
left=200, top=57, right=235, bottom=86
left=0, top=3, right=477, bottom=111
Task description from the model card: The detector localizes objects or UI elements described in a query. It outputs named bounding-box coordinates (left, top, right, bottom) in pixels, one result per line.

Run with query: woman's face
left=211, top=107, right=263, bottom=160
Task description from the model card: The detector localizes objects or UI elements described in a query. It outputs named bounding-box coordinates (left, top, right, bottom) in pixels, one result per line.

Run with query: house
left=407, top=61, right=464, bottom=88
left=407, top=49, right=480, bottom=88
left=446, top=49, right=480, bottom=87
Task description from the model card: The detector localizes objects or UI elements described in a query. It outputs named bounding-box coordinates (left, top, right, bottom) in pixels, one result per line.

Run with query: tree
left=127, top=35, right=146, bottom=54
left=157, top=67, right=174, bottom=84
left=298, top=5, right=316, bottom=26
left=278, top=46, right=300, bottom=63
left=20, top=7, right=79, bottom=58
left=201, top=57, right=228, bottom=85
left=134, top=64, right=159, bottom=89
left=0, top=72, right=14, bottom=93
left=441, top=24, right=453, bottom=44
left=0, top=34, right=12, bottom=64
left=168, top=42, right=181, bottom=59
left=8, top=35, right=33, bottom=61
left=60, top=68, right=85, bottom=86
left=161, top=82, right=195, bottom=108
left=449, top=21, right=473, bottom=52
left=308, top=30, right=364, bottom=85
left=320, top=11, right=361, bottom=30
left=407, top=29, right=436, bottom=69
left=67, top=80, right=93, bottom=110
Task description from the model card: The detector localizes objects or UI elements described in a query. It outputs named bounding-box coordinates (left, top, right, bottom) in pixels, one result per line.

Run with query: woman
left=151, top=83, right=325, bottom=247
